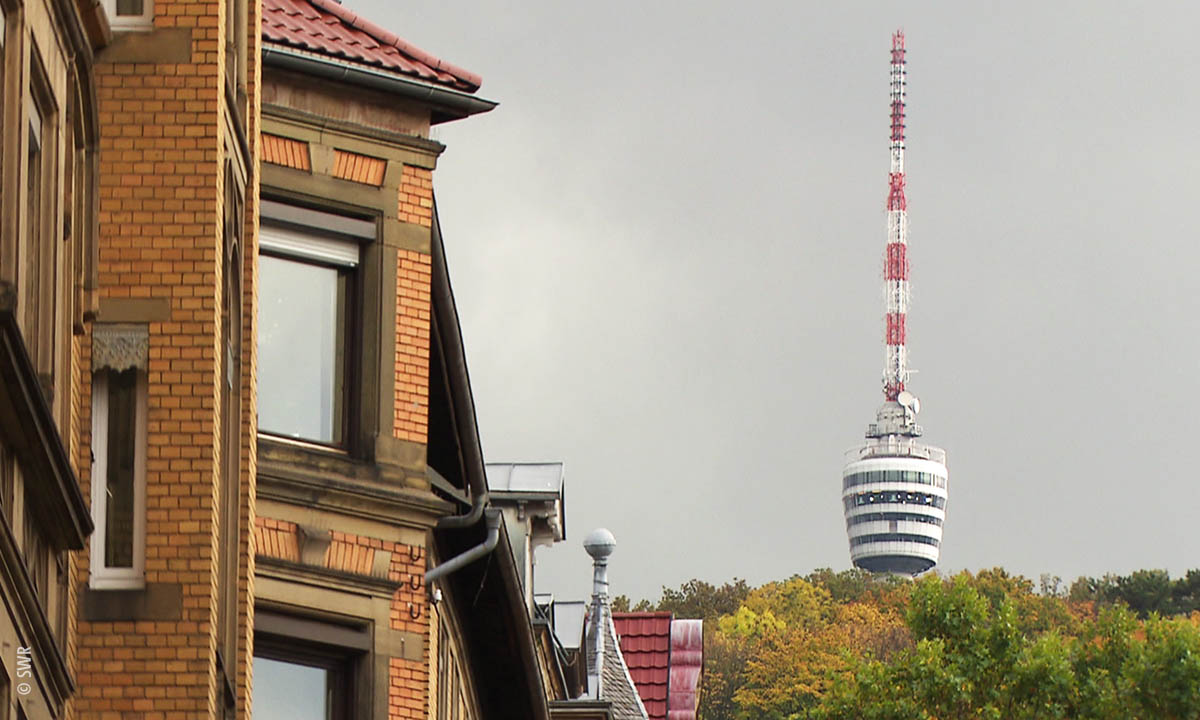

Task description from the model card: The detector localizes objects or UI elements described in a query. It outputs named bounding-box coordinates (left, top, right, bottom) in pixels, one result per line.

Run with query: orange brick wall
left=332, top=149, right=386, bottom=186
left=238, top=0, right=263, bottom=713
left=398, top=165, right=433, bottom=227
left=75, top=0, right=254, bottom=717
left=239, top=2, right=263, bottom=716
left=388, top=540, right=429, bottom=719
left=393, top=250, right=431, bottom=444
left=252, top=518, right=299, bottom=563
left=254, top=518, right=431, bottom=718
left=261, top=133, right=310, bottom=171
left=389, top=163, right=434, bottom=716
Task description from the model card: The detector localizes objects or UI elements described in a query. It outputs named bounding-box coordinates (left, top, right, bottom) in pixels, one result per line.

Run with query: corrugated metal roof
left=262, top=0, right=481, bottom=92
left=667, top=620, right=702, bottom=720
left=613, top=613, right=673, bottom=720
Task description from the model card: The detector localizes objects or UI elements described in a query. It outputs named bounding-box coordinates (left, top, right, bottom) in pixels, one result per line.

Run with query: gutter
left=429, top=203, right=488, bottom=499
left=262, top=45, right=498, bottom=123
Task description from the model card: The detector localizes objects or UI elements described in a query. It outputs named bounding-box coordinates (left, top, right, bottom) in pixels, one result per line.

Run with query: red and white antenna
left=883, top=30, right=910, bottom=402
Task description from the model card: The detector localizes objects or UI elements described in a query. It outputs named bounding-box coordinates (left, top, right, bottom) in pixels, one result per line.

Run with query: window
left=843, top=469, right=945, bottom=490
left=22, top=501, right=47, bottom=605
left=102, top=0, right=153, bottom=31
left=252, top=656, right=337, bottom=720
left=0, top=445, right=13, bottom=524
left=0, top=10, right=6, bottom=211
left=24, top=105, right=41, bottom=363
left=846, top=512, right=942, bottom=528
left=845, top=491, right=945, bottom=511
left=258, top=226, right=358, bottom=446
left=850, top=533, right=940, bottom=548
left=216, top=163, right=244, bottom=720
left=24, top=49, right=58, bottom=397
left=90, top=325, right=148, bottom=589
left=437, top=615, right=475, bottom=720
left=253, top=611, right=366, bottom=720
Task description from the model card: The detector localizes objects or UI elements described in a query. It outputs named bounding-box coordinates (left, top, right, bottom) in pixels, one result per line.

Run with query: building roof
left=611, top=614, right=703, bottom=720
left=587, top=603, right=650, bottom=720
left=667, top=620, right=702, bottom=720
left=486, top=462, right=565, bottom=498
left=612, top=613, right=672, bottom=720
left=262, top=0, right=481, bottom=92
left=551, top=599, right=588, bottom=652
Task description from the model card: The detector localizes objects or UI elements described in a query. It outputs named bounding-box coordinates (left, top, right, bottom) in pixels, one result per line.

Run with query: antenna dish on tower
left=897, top=390, right=920, bottom=415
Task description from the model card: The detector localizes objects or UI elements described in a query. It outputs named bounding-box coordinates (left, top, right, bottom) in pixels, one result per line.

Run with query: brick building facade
left=252, top=2, right=547, bottom=719
left=74, top=0, right=259, bottom=719
left=0, top=0, right=102, bottom=717
left=1, top=0, right=554, bottom=718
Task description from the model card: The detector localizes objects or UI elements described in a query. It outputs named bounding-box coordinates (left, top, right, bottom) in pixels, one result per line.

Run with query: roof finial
left=584, top=528, right=616, bottom=599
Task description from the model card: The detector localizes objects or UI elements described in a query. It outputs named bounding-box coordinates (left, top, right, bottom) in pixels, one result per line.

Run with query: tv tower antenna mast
left=841, top=30, right=949, bottom=576
left=884, top=30, right=909, bottom=402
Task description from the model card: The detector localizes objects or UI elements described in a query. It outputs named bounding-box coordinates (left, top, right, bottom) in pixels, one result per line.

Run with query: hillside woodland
left=613, top=568, right=1200, bottom=719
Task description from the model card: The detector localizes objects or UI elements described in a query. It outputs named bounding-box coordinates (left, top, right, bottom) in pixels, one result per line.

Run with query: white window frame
left=101, top=0, right=153, bottom=32
left=258, top=224, right=359, bottom=446
left=89, top=369, right=148, bottom=590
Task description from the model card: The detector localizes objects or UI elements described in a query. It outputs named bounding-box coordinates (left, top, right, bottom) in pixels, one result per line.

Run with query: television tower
left=841, top=31, right=949, bottom=576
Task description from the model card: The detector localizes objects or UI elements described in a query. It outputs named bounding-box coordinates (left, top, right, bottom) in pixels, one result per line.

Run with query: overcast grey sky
left=348, top=1, right=1200, bottom=603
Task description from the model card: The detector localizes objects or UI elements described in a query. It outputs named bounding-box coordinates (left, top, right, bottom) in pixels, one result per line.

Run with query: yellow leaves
left=725, top=583, right=911, bottom=717
left=742, top=576, right=834, bottom=631
left=718, top=605, right=785, bottom=640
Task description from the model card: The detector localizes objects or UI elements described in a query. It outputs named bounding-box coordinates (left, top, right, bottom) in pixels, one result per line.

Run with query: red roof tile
left=262, top=0, right=481, bottom=92
left=613, top=613, right=674, bottom=720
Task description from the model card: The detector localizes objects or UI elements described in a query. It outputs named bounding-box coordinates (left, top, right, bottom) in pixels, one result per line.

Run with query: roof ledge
left=262, top=46, right=497, bottom=125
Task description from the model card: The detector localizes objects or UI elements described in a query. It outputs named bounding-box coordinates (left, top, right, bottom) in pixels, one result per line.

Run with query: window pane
left=116, top=0, right=144, bottom=16
left=258, top=255, right=345, bottom=443
left=252, top=657, right=328, bottom=720
left=25, top=126, right=40, bottom=361
left=104, top=369, right=139, bottom=568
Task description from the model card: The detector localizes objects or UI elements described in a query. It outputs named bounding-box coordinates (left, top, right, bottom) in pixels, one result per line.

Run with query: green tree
left=1068, top=569, right=1200, bottom=618
left=1113, top=569, right=1173, bottom=617
left=1170, top=569, right=1200, bottom=615
left=610, top=594, right=652, bottom=613
left=628, top=567, right=1200, bottom=720
left=804, top=567, right=910, bottom=610
left=655, top=577, right=750, bottom=620
left=1129, top=615, right=1200, bottom=719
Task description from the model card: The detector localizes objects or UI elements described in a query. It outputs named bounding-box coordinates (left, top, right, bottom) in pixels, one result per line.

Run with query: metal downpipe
left=438, top=493, right=489, bottom=529
left=425, top=508, right=502, bottom=586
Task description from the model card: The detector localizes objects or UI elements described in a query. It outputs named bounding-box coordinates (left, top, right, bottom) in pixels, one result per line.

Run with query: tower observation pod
left=842, top=31, right=949, bottom=576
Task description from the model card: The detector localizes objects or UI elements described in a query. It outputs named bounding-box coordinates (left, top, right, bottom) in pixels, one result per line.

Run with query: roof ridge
left=306, top=0, right=482, bottom=90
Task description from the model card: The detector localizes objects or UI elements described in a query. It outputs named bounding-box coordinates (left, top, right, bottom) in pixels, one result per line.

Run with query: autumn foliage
left=619, top=568, right=1200, bottom=719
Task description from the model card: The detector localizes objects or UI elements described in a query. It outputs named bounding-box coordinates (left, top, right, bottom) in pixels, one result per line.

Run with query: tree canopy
left=620, top=567, right=1200, bottom=719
